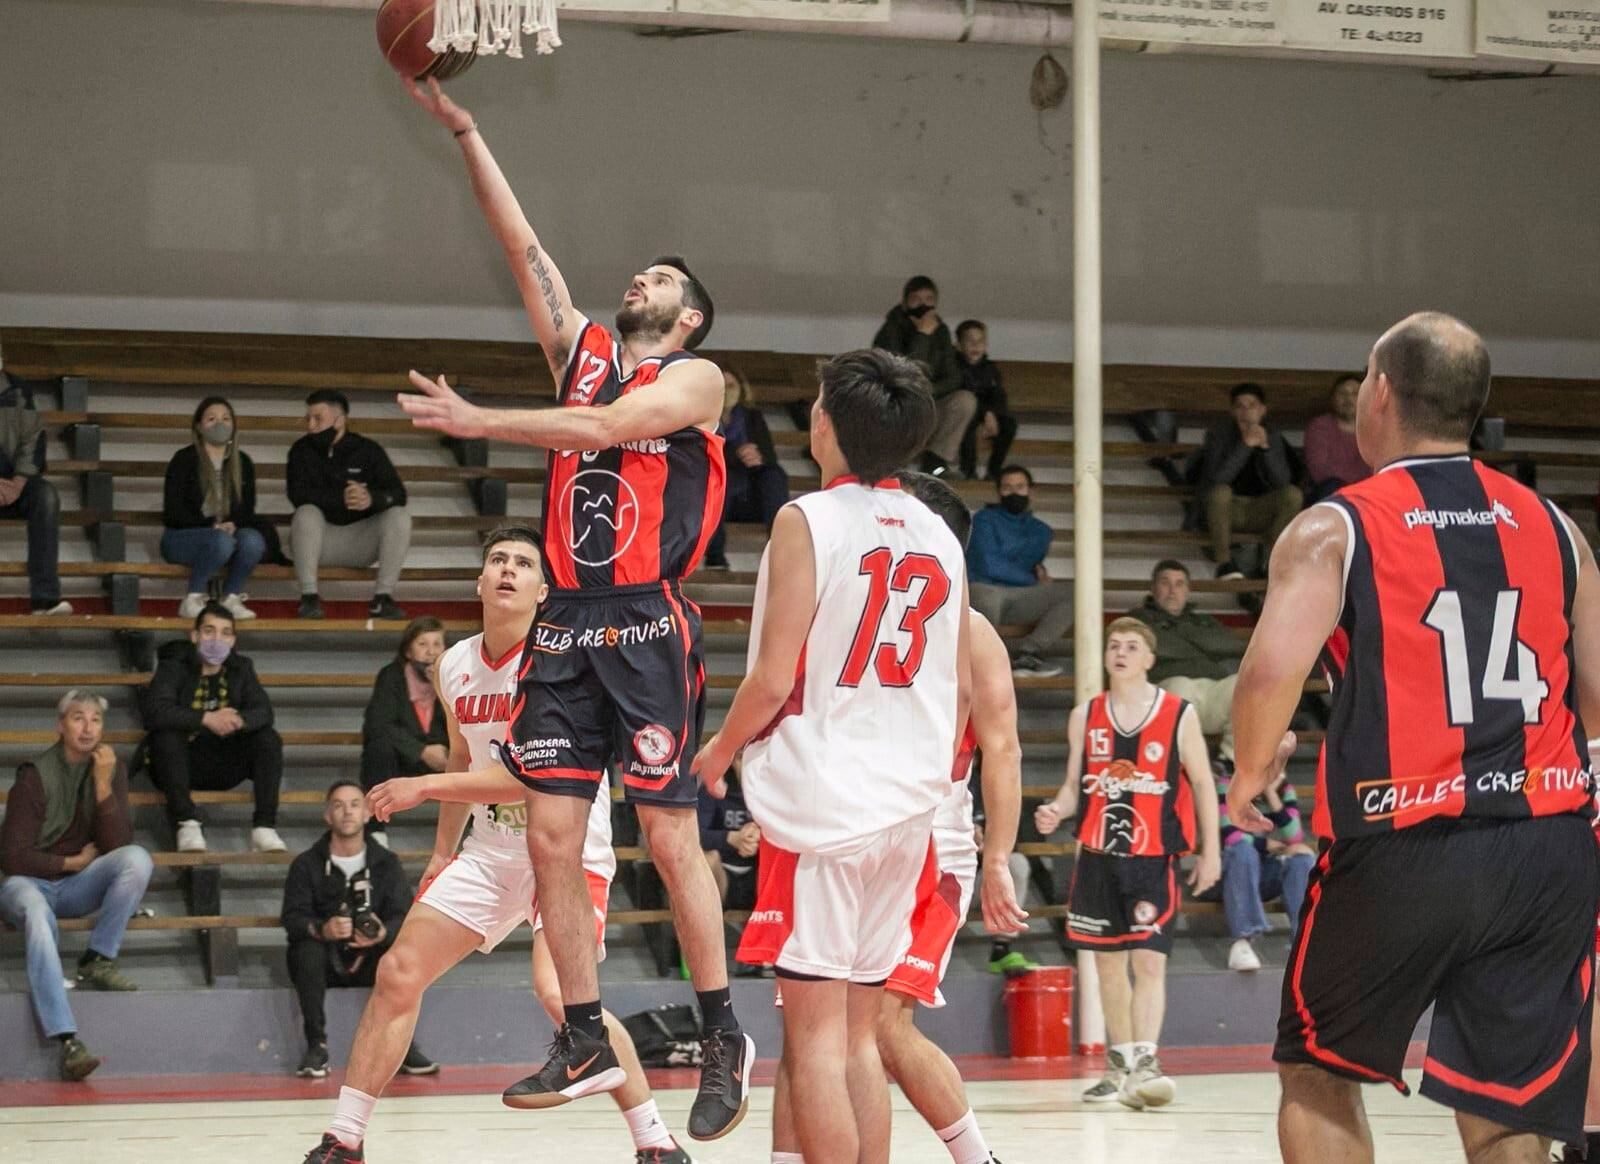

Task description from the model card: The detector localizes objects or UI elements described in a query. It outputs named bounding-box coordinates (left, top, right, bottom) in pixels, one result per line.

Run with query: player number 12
left=838, top=548, right=951, bottom=688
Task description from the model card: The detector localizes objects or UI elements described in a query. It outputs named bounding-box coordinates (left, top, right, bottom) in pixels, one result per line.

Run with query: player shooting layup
left=397, top=79, right=750, bottom=1139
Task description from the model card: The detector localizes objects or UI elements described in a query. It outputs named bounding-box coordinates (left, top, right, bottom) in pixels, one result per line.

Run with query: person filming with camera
left=281, top=781, right=435, bottom=1079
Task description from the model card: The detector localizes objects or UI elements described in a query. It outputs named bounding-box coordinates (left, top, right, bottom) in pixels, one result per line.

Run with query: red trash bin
left=1003, top=966, right=1073, bottom=1058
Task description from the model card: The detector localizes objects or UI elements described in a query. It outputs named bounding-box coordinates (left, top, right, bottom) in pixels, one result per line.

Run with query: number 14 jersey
left=1316, top=454, right=1593, bottom=840
left=741, top=477, right=968, bottom=857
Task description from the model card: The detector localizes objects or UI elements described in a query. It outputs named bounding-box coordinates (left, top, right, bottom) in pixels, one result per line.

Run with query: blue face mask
left=197, top=638, right=232, bottom=666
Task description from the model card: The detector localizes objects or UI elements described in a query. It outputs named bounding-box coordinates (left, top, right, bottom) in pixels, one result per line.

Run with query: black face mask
left=307, top=427, right=338, bottom=454
left=409, top=660, right=432, bottom=682
left=999, top=494, right=1030, bottom=515
left=905, top=303, right=934, bottom=319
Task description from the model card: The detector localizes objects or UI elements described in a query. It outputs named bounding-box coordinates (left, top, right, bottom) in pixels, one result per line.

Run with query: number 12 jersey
left=741, top=477, right=968, bottom=857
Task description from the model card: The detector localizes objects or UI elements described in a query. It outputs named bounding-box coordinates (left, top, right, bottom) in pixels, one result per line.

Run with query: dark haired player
left=397, top=79, right=748, bottom=1140
left=694, top=349, right=972, bottom=1163
left=1233, top=312, right=1600, bottom=1161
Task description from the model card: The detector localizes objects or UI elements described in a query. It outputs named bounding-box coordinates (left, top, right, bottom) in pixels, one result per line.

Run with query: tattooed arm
left=406, top=79, right=584, bottom=383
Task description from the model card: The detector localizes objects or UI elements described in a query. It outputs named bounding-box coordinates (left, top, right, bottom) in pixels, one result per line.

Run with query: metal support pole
left=1071, top=0, right=1107, bottom=1058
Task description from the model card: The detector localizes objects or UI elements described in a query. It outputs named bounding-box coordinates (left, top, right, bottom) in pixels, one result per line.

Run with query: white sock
left=935, top=1110, right=992, bottom=1164
left=328, top=1085, right=377, bottom=1147
left=622, top=1099, right=675, bottom=1150
left=771, top=1153, right=806, bottom=1163
left=1132, top=1041, right=1158, bottom=1064
left=1111, top=1042, right=1136, bottom=1067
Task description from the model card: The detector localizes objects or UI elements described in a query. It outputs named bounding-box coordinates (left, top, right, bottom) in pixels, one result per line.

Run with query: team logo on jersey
left=1402, top=501, right=1518, bottom=532
left=633, top=724, right=677, bottom=767
left=1133, top=900, right=1158, bottom=925
left=1144, top=741, right=1165, bottom=764
left=560, top=469, right=640, bottom=567
left=1086, top=759, right=1171, bottom=800
left=1095, top=802, right=1151, bottom=854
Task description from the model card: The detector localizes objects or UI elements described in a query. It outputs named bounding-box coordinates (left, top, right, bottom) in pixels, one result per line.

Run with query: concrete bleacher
left=3, top=326, right=1598, bottom=1001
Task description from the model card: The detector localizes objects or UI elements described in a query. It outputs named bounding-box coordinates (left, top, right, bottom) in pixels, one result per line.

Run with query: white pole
left=1071, top=0, right=1107, bottom=1058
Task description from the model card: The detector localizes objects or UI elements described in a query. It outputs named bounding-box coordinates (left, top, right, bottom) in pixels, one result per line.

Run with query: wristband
left=454, top=123, right=477, bottom=139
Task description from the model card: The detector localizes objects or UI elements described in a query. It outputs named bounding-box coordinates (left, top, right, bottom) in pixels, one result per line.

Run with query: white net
left=430, top=0, right=562, bottom=60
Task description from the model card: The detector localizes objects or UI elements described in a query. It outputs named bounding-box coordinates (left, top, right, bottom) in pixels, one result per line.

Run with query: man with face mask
left=966, top=465, right=1072, bottom=677
left=872, top=275, right=973, bottom=476
left=137, top=602, right=285, bottom=854
left=287, top=389, right=412, bottom=621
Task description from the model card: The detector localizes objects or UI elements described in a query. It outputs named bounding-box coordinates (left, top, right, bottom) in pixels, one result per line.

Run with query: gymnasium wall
left=2, top=0, right=1597, bottom=375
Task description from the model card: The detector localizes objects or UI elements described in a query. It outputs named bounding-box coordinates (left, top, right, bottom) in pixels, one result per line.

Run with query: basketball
left=376, top=0, right=477, bottom=82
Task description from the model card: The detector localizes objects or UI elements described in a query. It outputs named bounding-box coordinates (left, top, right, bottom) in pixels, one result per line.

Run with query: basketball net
left=430, top=0, right=561, bottom=59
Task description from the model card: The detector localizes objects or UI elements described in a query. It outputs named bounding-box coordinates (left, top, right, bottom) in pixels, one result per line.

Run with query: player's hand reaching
left=690, top=735, right=730, bottom=798
left=368, top=776, right=429, bottom=822
left=1187, top=848, right=1221, bottom=896
left=401, top=370, right=488, bottom=439
left=980, top=861, right=1029, bottom=936
left=405, top=76, right=475, bottom=135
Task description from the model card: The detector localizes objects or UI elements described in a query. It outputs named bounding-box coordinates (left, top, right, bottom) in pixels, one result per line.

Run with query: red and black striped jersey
left=1076, top=688, right=1195, bottom=857
left=1314, top=455, right=1593, bottom=840
left=541, top=322, right=726, bottom=591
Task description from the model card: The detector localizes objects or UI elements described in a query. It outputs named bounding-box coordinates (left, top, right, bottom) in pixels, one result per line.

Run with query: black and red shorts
left=503, top=580, right=705, bottom=809
left=1066, top=849, right=1179, bottom=955
left=1275, top=814, right=1599, bottom=1143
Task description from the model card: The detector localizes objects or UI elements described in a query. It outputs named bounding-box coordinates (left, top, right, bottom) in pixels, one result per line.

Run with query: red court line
left=0, top=1043, right=1429, bottom=1109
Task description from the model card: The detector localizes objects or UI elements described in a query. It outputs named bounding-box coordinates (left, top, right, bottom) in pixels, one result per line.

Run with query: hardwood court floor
left=1, top=1065, right=1467, bottom=1163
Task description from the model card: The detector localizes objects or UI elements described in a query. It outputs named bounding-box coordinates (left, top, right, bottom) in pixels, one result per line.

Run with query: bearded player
left=397, top=79, right=750, bottom=1138
left=302, top=527, right=692, bottom=1164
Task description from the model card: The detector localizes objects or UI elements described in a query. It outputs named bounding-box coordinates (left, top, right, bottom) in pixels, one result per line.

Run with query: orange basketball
left=376, top=0, right=477, bottom=82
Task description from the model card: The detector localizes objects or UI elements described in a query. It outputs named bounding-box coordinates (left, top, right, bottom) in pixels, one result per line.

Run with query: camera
left=341, top=869, right=383, bottom=942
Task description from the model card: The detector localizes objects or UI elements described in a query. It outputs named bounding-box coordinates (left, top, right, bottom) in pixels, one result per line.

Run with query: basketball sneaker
left=1080, top=1048, right=1130, bottom=1103
left=687, top=1029, right=755, bottom=1141
left=634, top=1147, right=693, bottom=1163
left=1118, top=1052, right=1176, bottom=1111
left=302, top=1133, right=364, bottom=1162
left=502, top=1024, right=626, bottom=1110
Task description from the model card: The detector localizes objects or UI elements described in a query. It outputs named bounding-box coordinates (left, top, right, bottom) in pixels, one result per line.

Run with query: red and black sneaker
left=303, top=1133, right=363, bottom=1162
left=634, top=1146, right=693, bottom=1163
left=502, top=1024, right=626, bottom=1110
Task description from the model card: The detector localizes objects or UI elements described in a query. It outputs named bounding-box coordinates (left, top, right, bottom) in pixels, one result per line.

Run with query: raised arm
left=970, top=612, right=1028, bottom=935
left=690, top=505, right=817, bottom=794
left=406, top=78, right=584, bottom=381
left=401, top=358, right=723, bottom=448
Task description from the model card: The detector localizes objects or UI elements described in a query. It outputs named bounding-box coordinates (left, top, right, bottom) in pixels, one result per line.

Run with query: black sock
left=563, top=1001, right=605, bottom=1041
left=78, top=950, right=106, bottom=969
left=697, top=987, right=737, bottom=1035
left=988, top=940, right=1011, bottom=962
left=58, top=1033, right=76, bottom=1044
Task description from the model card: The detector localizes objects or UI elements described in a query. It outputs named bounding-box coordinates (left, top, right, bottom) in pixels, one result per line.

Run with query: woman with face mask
left=161, top=397, right=264, bottom=620
left=358, top=618, right=450, bottom=844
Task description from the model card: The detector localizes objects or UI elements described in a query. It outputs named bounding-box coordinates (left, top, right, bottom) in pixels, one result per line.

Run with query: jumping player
left=397, top=79, right=750, bottom=1138
left=1035, top=618, right=1220, bottom=1111
left=302, top=527, right=691, bottom=1164
left=692, top=350, right=971, bottom=1164
left=1231, top=312, right=1600, bottom=1162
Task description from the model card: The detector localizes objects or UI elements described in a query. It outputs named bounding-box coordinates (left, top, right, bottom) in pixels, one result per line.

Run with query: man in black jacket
left=140, top=602, right=284, bottom=854
left=873, top=276, right=974, bottom=476
left=287, top=389, right=411, bottom=621
left=0, top=364, right=69, bottom=615
left=953, top=320, right=1018, bottom=481
left=1191, top=383, right=1303, bottom=579
left=281, top=780, right=434, bottom=1079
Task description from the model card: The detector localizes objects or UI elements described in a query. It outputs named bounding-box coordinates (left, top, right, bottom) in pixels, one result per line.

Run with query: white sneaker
left=1228, top=937, right=1262, bottom=972
left=1081, top=1048, right=1130, bottom=1102
left=1119, top=1053, right=1177, bottom=1110
left=250, top=827, right=288, bottom=853
left=369, top=830, right=389, bottom=850
left=221, top=593, right=257, bottom=620
left=175, top=820, right=207, bottom=853
left=177, top=593, right=207, bottom=620
left=30, top=600, right=73, bottom=616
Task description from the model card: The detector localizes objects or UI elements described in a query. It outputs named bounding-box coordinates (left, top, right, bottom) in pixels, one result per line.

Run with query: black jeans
left=286, top=938, right=383, bottom=1045
left=0, top=477, right=61, bottom=609
left=959, top=411, right=1019, bottom=480
left=146, top=726, right=283, bottom=828
left=705, top=461, right=790, bottom=564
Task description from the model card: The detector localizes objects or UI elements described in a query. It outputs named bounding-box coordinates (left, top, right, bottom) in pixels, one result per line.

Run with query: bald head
left=1372, top=312, right=1490, bottom=443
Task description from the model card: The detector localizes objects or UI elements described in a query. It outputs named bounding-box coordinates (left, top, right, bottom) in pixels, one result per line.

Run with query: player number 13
left=838, top=548, right=952, bottom=688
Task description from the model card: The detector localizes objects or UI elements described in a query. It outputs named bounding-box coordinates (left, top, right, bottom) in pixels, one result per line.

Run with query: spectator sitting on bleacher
left=1193, top=383, right=1303, bottom=580
left=138, top=601, right=284, bottom=854
left=1216, top=734, right=1313, bottom=973
left=873, top=275, right=974, bottom=477
left=288, top=389, right=410, bottom=621
left=954, top=320, right=1018, bottom=482
left=1302, top=374, right=1370, bottom=503
left=967, top=465, right=1070, bottom=677
left=0, top=690, right=152, bottom=1082
left=1128, top=559, right=1245, bottom=767
left=161, top=396, right=265, bottom=621
left=703, top=368, right=789, bottom=571
left=698, top=759, right=767, bottom=975
left=281, top=780, right=433, bottom=1079
left=0, top=360, right=69, bottom=616
left=360, top=617, right=448, bottom=847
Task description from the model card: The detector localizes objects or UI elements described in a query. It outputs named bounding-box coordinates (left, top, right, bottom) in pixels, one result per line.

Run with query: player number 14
left=1422, top=588, right=1549, bottom=726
